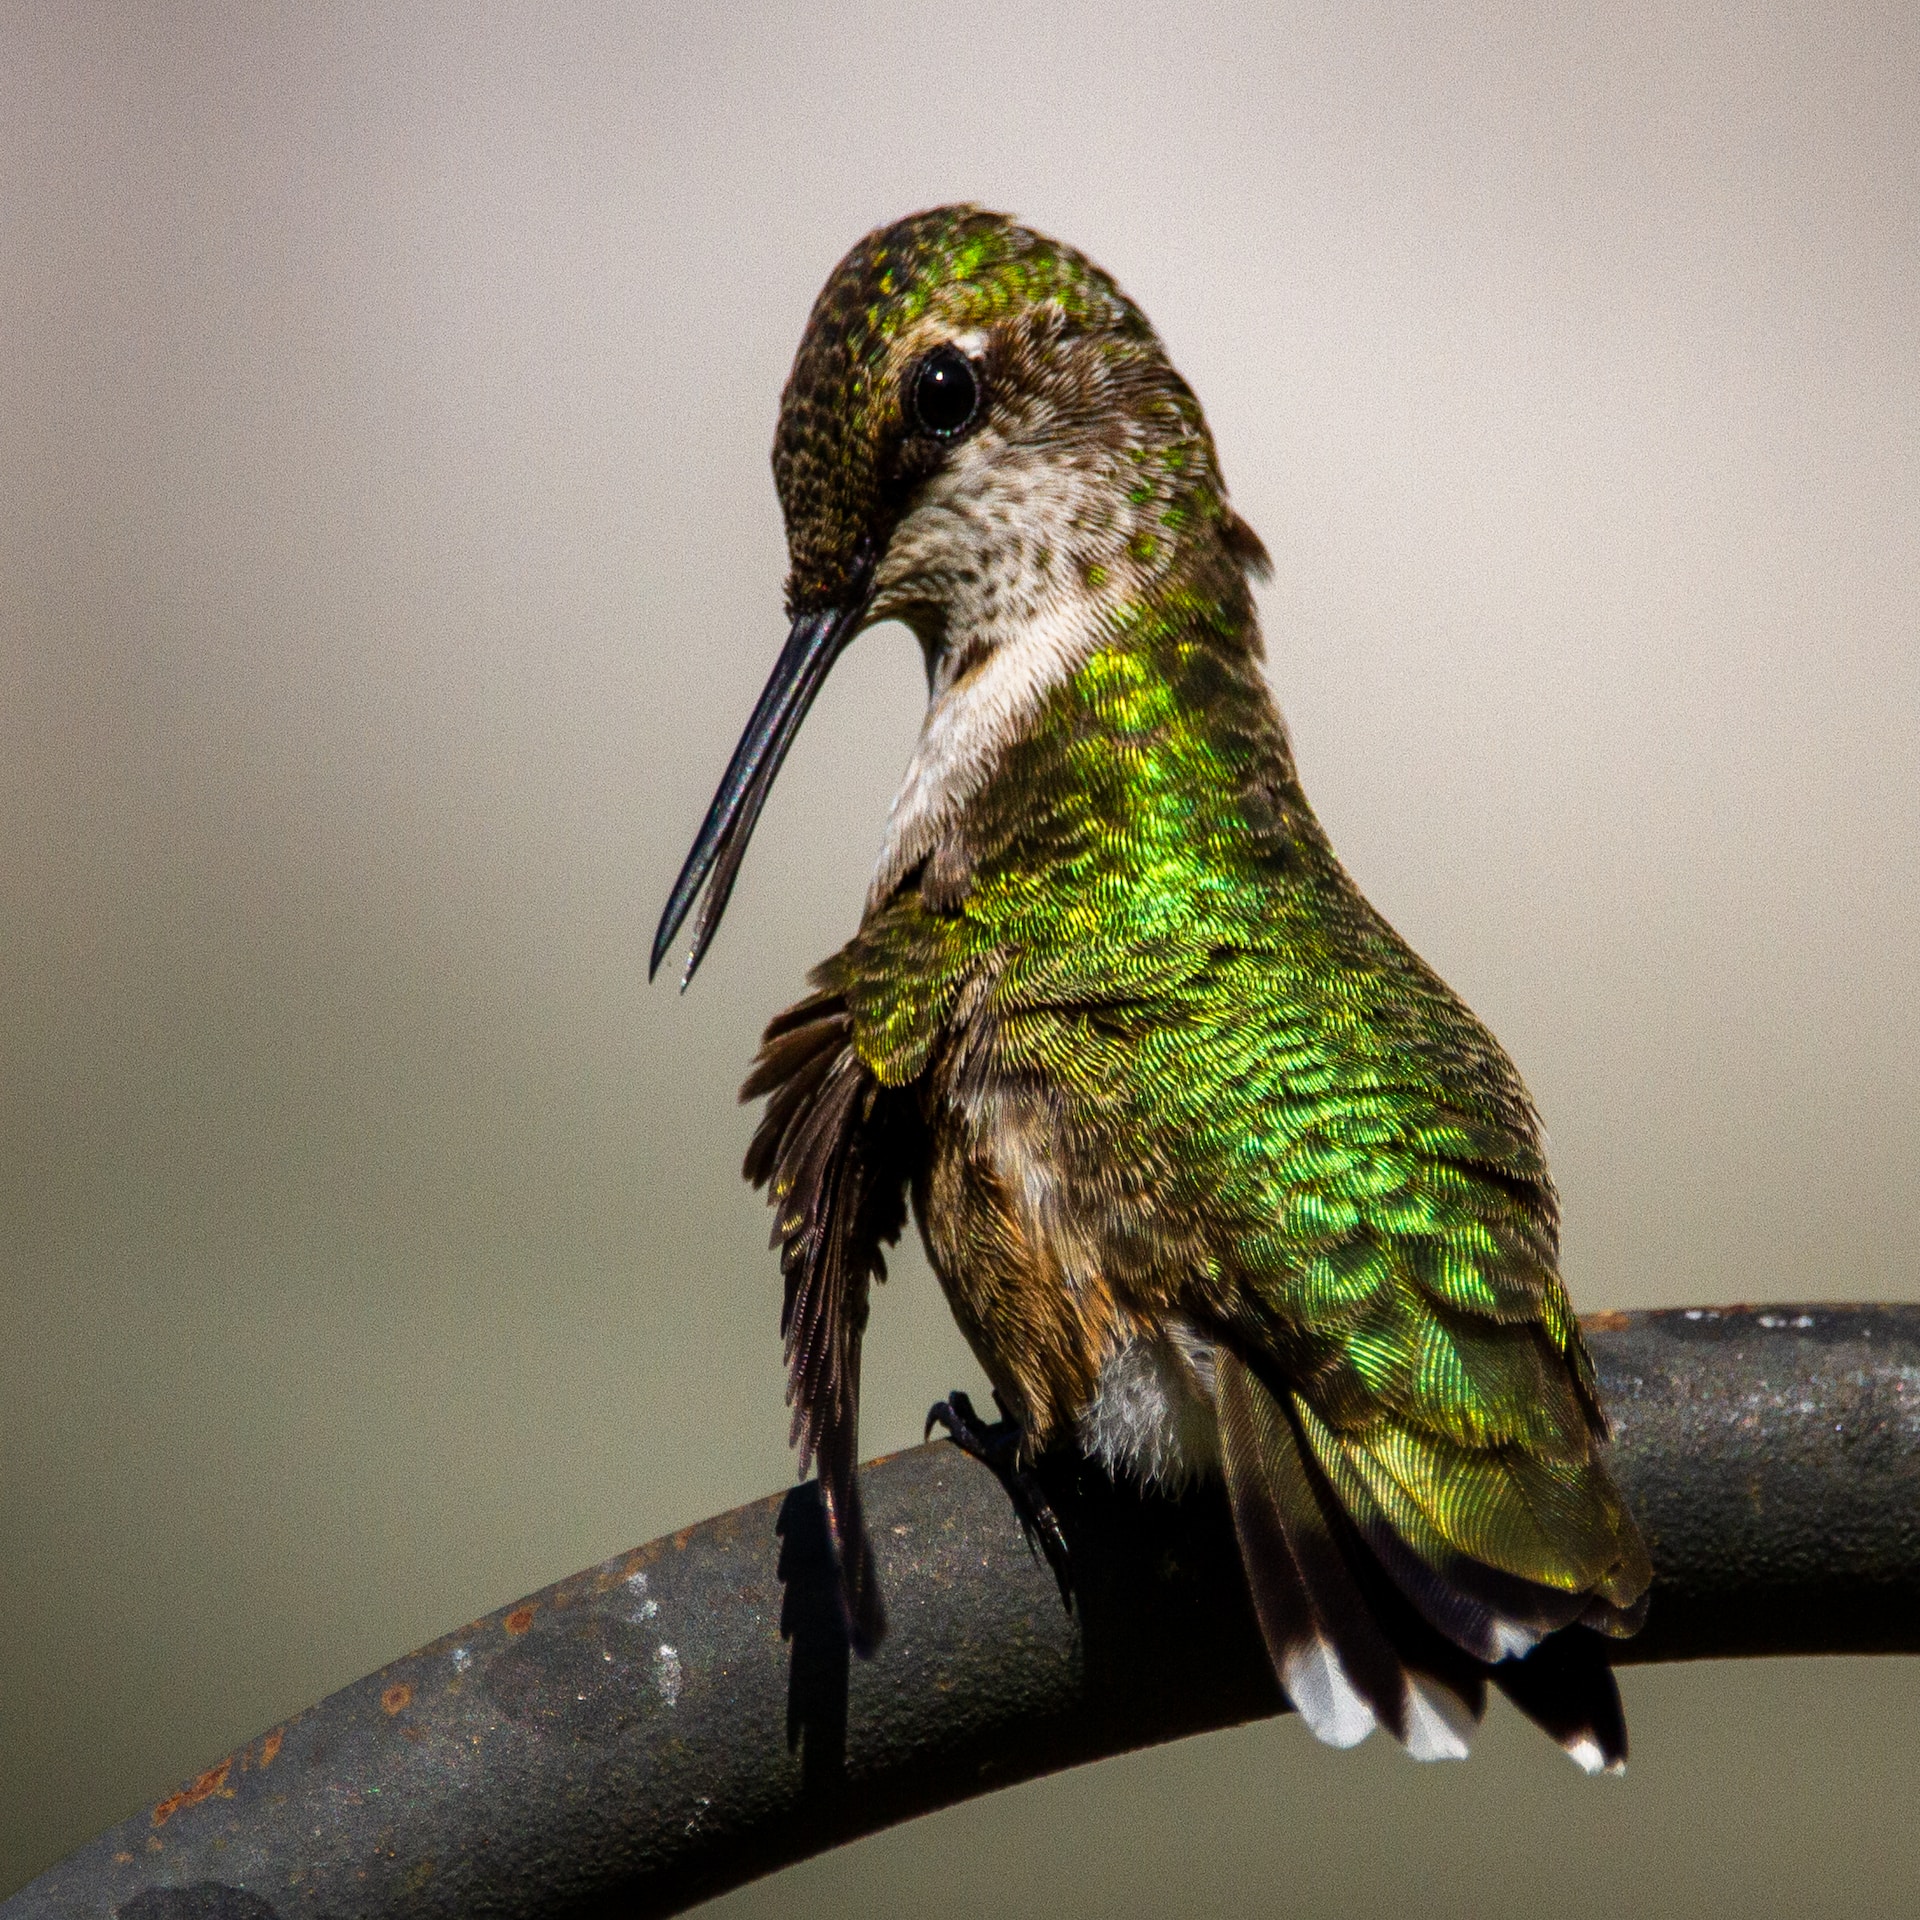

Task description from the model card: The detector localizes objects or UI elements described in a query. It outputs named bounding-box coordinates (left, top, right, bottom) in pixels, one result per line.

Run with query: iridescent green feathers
left=820, top=570, right=1649, bottom=1627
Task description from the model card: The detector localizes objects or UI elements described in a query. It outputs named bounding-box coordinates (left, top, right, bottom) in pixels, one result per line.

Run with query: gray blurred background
left=3, top=2, right=1917, bottom=1910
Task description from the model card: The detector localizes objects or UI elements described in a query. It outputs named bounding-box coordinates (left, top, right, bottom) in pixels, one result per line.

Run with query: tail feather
left=1218, top=1347, right=1637, bottom=1771
left=1218, top=1348, right=1378, bottom=1746
left=1492, top=1628, right=1630, bottom=1773
left=1219, top=1351, right=1482, bottom=1759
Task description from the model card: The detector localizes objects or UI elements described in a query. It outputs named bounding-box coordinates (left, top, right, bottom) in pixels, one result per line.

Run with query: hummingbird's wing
left=1171, top=937, right=1651, bottom=1629
left=742, top=988, right=917, bottom=1653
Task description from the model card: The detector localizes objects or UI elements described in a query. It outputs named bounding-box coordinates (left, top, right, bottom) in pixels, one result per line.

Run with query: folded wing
left=742, top=987, right=916, bottom=1653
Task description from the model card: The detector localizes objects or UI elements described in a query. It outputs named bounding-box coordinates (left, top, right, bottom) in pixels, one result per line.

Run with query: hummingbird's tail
left=1216, top=1348, right=1637, bottom=1770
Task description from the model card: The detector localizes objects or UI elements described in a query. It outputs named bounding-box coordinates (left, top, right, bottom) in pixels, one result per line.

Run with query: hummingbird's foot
left=925, top=1389, right=1073, bottom=1608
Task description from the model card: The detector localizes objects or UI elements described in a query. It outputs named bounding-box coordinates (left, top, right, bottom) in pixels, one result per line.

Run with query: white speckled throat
left=862, top=431, right=1168, bottom=909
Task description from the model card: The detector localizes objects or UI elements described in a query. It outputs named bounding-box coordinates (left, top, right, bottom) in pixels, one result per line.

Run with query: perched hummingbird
left=654, top=207, right=1651, bottom=1767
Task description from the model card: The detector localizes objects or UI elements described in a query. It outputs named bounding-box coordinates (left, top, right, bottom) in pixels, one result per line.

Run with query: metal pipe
left=10, top=1305, right=1920, bottom=1920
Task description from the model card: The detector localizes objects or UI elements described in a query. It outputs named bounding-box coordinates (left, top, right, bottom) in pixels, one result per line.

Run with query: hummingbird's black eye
left=910, top=345, right=981, bottom=440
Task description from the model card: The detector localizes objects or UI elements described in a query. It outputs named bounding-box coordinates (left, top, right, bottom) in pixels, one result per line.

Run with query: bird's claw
left=923, top=1387, right=990, bottom=1449
left=925, top=1390, right=1074, bottom=1608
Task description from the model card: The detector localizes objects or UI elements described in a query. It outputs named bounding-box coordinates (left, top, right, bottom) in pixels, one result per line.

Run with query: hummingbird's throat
left=869, top=594, right=1113, bottom=907
left=864, top=432, right=1196, bottom=908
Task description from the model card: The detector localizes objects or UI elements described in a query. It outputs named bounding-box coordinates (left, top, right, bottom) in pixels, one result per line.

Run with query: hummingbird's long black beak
left=651, top=594, right=869, bottom=986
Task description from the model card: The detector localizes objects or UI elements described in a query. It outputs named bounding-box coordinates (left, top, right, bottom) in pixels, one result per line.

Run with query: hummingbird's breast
left=913, top=1060, right=1112, bottom=1447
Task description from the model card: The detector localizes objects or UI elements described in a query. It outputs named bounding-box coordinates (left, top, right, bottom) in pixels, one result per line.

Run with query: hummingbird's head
left=654, top=207, right=1267, bottom=982
left=770, top=205, right=1239, bottom=628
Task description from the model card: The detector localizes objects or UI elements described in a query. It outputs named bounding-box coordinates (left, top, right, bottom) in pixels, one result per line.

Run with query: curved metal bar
left=10, top=1305, right=1920, bottom=1920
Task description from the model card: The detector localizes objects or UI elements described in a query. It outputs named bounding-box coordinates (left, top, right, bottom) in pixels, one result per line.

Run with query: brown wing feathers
left=743, top=990, right=913, bottom=1653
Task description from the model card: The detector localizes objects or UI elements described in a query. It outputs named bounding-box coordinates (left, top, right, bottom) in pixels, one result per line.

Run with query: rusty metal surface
left=9, top=1305, right=1920, bottom=1920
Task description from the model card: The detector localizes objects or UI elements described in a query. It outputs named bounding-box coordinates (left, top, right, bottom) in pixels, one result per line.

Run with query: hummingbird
left=653, top=206, right=1651, bottom=1768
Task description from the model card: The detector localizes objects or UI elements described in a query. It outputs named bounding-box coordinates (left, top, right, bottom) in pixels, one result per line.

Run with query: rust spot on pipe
left=259, top=1729, right=283, bottom=1767
left=504, top=1605, right=537, bottom=1636
left=382, top=1684, right=413, bottom=1716
left=1582, top=1309, right=1632, bottom=1333
left=151, top=1758, right=232, bottom=1828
